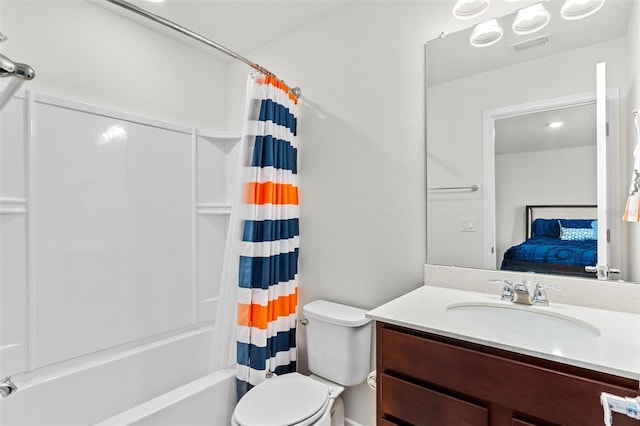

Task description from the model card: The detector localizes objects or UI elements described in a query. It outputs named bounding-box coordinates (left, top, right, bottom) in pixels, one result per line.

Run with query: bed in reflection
left=501, top=205, right=598, bottom=278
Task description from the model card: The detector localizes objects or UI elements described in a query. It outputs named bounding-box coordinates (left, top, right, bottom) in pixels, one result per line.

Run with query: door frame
left=481, top=88, right=620, bottom=273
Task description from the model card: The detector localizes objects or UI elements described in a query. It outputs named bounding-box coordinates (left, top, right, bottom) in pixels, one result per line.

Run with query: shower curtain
left=230, top=73, right=300, bottom=399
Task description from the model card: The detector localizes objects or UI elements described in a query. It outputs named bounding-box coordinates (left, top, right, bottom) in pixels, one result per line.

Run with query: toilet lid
left=233, top=373, right=330, bottom=426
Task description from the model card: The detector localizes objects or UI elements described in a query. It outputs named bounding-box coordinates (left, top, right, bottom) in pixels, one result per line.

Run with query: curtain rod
left=104, top=0, right=301, bottom=98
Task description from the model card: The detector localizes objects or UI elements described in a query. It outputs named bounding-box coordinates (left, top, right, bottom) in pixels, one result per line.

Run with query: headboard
left=525, top=205, right=597, bottom=239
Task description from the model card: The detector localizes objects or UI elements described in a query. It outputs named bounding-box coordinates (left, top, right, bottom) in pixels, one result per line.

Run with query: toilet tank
left=302, top=300, right=372, bottom=387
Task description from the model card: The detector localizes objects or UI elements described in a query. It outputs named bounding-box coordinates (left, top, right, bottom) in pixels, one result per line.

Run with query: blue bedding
left=501, top=218, right=597, bottom=268
left=501, top=236, right=597, bottom=267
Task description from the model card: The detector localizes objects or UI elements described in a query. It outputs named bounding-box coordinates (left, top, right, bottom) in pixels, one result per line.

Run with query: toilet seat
left=233, top=373, right=331, bottom=426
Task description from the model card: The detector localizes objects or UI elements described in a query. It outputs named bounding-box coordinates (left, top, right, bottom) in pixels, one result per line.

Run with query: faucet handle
left=532, top=284, right=562, bottom=306
left=490, top=279, right=514, bottom=301
left=0, top=376, right=17, bottom=398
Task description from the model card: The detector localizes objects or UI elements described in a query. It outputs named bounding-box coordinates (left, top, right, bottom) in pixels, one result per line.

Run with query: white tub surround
left=366, top=285, right=640, bottom=380
left=0, top=91, right=241, bottom=426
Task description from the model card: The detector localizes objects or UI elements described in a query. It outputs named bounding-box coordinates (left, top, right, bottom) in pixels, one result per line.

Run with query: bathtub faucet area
left=0, top=377, right=17, bottom=397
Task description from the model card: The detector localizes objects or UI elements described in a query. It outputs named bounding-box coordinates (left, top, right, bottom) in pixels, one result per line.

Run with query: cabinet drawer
left=378, top=419, right=400, bottom=426
left=378, top=326, right=638, bottom=426
left=512, top=418, right=548, bottom=426
left=380, top=373, right=489, bottom=426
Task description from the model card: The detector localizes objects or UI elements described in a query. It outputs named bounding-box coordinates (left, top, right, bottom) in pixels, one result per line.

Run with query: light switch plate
left=461, top=217, right=476, bottom=232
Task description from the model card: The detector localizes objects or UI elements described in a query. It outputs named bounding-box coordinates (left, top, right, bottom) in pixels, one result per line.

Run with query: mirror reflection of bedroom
left=495, top=104, right=598, bottom=278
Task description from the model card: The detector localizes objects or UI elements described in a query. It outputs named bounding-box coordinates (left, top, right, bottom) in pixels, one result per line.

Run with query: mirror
left=426, top=0, right=635, bottom=281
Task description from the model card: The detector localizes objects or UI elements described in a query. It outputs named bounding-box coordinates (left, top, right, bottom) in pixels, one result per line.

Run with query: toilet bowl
left=231, top=373, right=344, bottom=426
left=231, top=300, right=371, bottom=426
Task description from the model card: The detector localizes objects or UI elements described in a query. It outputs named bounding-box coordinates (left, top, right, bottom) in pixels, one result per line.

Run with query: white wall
left=495, top=145, right=597, bottom=265
left=0, top=0, right=229, bottom=129
left=626, top=1, right=640, bottom=282
left=427, top=38, right=627, bottom=269
left=226, top=3, right=438, bottom=423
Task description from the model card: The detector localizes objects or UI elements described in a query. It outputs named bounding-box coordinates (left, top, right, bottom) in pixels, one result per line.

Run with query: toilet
left=231, top=300, right=372, bottom=426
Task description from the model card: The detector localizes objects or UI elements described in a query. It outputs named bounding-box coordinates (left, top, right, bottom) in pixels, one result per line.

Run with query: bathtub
left=95, top=368, right=236, bottom=426
left=0, top=327, right=236, bottom=426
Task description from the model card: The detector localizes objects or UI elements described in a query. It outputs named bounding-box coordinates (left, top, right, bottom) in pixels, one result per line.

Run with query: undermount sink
left=445, top=302, right=601, bottom=339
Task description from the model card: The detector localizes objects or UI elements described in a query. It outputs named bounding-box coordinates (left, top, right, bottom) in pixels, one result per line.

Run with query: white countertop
left=366, top=285, right=640, bottom=380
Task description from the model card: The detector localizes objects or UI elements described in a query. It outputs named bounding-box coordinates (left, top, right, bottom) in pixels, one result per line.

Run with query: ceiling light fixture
left=560, top=0, right=606, bottom=20
left=470, top=19, right=504, bottom=47
left=512, top=3, right=551, bottom=35
left=548, top=121, right=564, bottom=129
left=452, top=0, right=491, bottom=20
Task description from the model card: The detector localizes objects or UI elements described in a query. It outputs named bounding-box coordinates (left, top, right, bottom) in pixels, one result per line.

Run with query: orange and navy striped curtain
left=236, top=74, right=299, bottom=398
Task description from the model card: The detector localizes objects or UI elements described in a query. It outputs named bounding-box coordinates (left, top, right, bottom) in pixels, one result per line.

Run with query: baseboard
left=345, top=418, right=366, bottom=426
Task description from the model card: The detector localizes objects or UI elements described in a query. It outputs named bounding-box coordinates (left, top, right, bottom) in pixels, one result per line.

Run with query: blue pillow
left=531, top=219, right=560, bottom=238
left=559, top=219, right=596, bottom=229
left=558, top=219, right=597, bottom=241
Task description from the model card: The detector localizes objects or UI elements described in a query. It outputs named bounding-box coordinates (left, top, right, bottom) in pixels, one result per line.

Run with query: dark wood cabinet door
left=377, top=323, right=639, bottom=426
left=380, top=374, right=489, bottom=426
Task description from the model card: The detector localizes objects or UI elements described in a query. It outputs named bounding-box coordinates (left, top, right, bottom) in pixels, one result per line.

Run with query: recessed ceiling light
left=548, top=121, right=564, bottom=129
left=512, top=3, right=551, bottom=35
left=453, top=0, right=491, bottom=20
left=561, top=0, right=606, bottom=20
left=470, top=19, right=504, bottom=47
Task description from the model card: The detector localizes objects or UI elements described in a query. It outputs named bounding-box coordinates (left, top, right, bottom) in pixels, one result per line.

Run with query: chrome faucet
left=0, top=376, right=17, bottom=397
left=491, top=280, right=561, bottom=306
left=532, top=284, right=562, bottom=306
left=490, top=279, right=514, bottom=301
left=513, top=281, right=534, bottom=305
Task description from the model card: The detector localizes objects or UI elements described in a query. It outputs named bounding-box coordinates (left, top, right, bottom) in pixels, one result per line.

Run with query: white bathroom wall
left=227, top=1, right=432, bottom=313
left=226, top=4, right=433, bottom=423
left=626, top=0, right=640, bottom=282
left=427, top=38, right=628, bottom=269
left=224, top=2, right=562, bottom=423
left=0, top=0, right=228, bottom=129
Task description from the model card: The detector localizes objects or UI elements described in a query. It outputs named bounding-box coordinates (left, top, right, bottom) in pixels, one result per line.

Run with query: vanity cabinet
left=376, top=323, right=639, bottom=426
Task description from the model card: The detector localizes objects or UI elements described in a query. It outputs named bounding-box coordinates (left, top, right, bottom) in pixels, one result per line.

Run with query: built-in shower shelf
left=0, top=197, right=27, bottom=215
left=196, top=130, right=242, bottom=142
left=197, top=203, right=231, bottom=215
